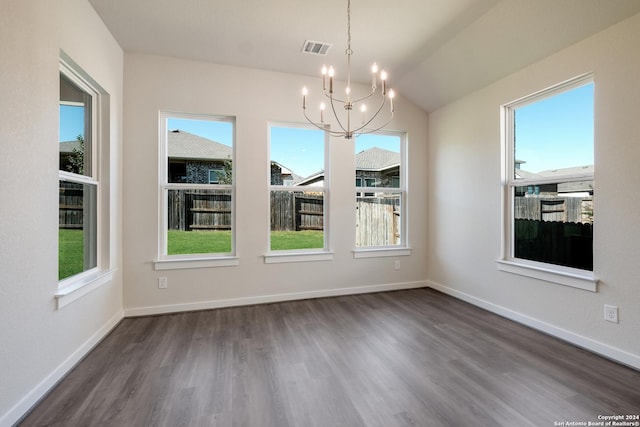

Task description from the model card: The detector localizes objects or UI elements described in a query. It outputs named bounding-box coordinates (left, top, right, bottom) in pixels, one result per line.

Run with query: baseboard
left=2, top=310, right=124, bottom=427
left=124, top=280, right=428, bottom=317
left=427, top=280, right=640, bottom=371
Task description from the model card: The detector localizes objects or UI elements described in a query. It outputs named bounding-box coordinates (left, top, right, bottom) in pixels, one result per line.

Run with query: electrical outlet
left=158, top=277, right=168, bottom=289
left=394, top=260, right=401, bottom=270
left=604, top=304, right=618, bottom=323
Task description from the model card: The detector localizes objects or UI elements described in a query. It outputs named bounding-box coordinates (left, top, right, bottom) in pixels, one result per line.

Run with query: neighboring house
left=171, top=130, right=305, bottom=185
left=515, top=163, right=594, bottom=196
left=354, top=146, right=400, bottom=188
left=168, top=130, right=232, bottom=183
left=270, top=161, right=303, bottom=186
left=295, top=146, right=400, bottom=189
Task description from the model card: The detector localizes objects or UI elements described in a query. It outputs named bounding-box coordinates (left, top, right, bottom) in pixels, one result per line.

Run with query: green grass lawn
left=59, top=229, right=84, bottom=280
left=270, top=230, right=324, bottom=250
left=168, top=230, right=232, bottom=255
left=166, top=229, right=324, bottom=254
left=60, top=229, right=324, bottom=279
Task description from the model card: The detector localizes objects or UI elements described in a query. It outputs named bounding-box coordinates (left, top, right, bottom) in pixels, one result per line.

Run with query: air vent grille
left=301, top=40, right=332, bottom=56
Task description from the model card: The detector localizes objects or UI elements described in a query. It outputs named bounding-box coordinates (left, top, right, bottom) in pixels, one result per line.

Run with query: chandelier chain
left=346, top=0, right=352, bottom=54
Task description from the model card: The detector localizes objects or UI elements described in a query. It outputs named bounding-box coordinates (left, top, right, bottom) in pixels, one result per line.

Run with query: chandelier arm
left=351, top=88, right=377, bottom=105
left=355, top=95, right=389, bottom=131
left=302, top=110, right=328, bottom=132
left=302, top=109, right=348, bottom=137
left=353, top=114, right=395, bottom=137
left=329, top=95, right=350, bottom=134
left=323, top=91, right=347, bottom=105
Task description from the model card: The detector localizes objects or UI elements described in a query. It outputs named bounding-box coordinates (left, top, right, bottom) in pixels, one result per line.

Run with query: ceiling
left=88, top=0, right=640, bottom=112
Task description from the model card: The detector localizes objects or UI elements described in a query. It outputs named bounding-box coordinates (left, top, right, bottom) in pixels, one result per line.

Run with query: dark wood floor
left=20, top=289, right=640, bottom=426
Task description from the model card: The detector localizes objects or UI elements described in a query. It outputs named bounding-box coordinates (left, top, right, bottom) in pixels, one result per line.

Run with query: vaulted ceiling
left=89, top=0, right=640, bottom=112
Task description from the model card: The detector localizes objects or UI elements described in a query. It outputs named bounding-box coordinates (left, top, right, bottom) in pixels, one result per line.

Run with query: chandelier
left=301, top=0, right=395, bottom=139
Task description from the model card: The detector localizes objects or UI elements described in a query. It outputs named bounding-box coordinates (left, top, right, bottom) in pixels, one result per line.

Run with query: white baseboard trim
left=427, top=280, right=640, bottom=371
left=124, top=281, right=428, bottom=317
left=1, top=310, right=124, bottom=427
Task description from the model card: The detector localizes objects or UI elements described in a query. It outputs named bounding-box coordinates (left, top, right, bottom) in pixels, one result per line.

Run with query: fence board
left=514, top=196, right=593, bottom=223
left=355, top=197, right=399, bottom=246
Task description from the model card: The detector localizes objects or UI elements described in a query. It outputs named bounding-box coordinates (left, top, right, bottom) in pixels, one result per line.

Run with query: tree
left=218, top=157, right=233, bottom=184
left=66, top=134, right=84, bottom=175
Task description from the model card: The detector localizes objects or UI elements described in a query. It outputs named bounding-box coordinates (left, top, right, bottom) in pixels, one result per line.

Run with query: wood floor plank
left=18, top=289, right=640, bottom=426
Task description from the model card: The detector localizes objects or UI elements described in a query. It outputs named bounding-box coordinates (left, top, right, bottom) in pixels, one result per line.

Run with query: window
left=500, top=75, right=595, bottom=289
left=208, top=169, right=225, bottom=184
left=268, top=124, right=329, bottom=255
left=59, top=66, right=98, bottom=282
left=157, top=112, right=235, bottom=266
left=355, top=132, right=407, bottom=249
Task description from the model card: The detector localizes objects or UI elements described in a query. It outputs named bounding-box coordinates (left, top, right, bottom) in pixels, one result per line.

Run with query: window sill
left=264, top=251, right=334, bottom=264
left=497, top=259, right=598, bottom=292
left=56, top=269, right=115, bottom=309
left=154, top=256, right=239, bottom=270
left=353, top=247, right=412, bottom=259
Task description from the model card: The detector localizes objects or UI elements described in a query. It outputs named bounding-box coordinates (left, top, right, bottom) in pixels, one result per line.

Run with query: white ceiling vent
left=301, top=40, right=332, bottom=56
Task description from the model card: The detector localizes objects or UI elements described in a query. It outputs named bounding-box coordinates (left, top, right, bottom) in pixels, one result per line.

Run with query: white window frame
left=56, top=54, right=113, bottom=309
left=154, top=111, right=238, bottom=270
left=265, top=122, right=332, bottom=264
left=353, top=130, right=411, bottom=258
left=498, top=74, right=597, bottom=291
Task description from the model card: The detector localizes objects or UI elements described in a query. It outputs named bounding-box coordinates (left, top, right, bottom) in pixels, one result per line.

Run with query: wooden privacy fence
left=168, top=190, right=324, bottom=232
left=168, top=190, right=232, bottom=231
left=165, top=190, right=399, bottom=245
left=514, top=196, right=593, bottom=223
left=355, top=197, right=400, bottom=246
left=59, top=182, right=83, bottom=229
left=514, top=218, right=593, bottom=270
left=270, top=192, right=323, bottom=231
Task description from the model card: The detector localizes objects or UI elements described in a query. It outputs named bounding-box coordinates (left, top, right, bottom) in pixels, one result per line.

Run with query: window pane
left=513, top=182, right=593, bottom=270
left=355, top=134, right=401, bottom=189
left=167, top=119, right=233, bottom=184
left=270, top=126, right=324, bottom=186
left=270, top=191, right=324, bottom=250
left=60, top=73, right=92, bottom=176
left=514, top=83, right=593, bottom=179
left=510, top=80, right=594, bottom=271
left=356, top=192, right=401, bottom=247
left=167, top=189, right=232, bottom=255
left=59, top=180, right=97, bottom=280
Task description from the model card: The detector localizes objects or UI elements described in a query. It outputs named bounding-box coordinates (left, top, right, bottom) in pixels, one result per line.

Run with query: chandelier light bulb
left=380, top=70, right=387, bottom=95
left=321, top=65, right=327, bottom=90
left=371, top=63, right=379, bottom=89
left=328, top=66, right=335, bottom=93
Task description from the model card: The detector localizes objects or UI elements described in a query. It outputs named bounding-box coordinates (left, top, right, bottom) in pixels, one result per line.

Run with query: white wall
left=123, top=54, right=428, bottom=314
left=428, top=13, right=640, bottom=368
left=0, top=0, right=123, bottom=425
